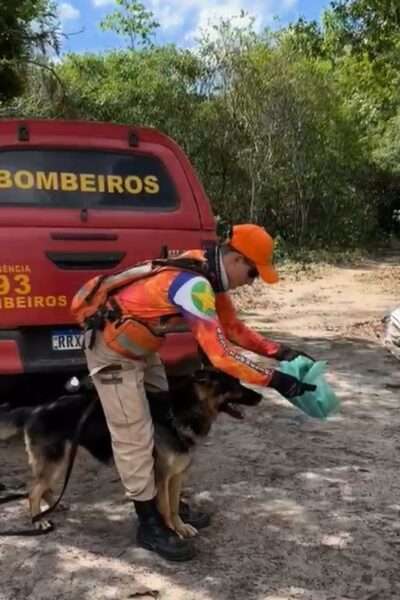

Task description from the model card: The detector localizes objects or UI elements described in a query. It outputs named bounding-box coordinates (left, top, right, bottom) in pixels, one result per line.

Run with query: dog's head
left=166, top=367, right=262, bottom=439
left=192, top=368, right=262, bottom=421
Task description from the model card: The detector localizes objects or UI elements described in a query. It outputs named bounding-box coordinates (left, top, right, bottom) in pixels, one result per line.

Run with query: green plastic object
left=278, top=356, right=340, bottom=419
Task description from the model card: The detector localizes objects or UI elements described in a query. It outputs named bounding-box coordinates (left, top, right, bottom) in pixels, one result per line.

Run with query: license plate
left=52, top=330, right=83, bottom=351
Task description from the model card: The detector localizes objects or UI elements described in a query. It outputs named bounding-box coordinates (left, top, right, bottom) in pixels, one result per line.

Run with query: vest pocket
left=103, top=318, right=163, bottom=359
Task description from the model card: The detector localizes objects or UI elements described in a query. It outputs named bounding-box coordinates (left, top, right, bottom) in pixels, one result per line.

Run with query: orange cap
left=229, top=224, right=279, bottom=284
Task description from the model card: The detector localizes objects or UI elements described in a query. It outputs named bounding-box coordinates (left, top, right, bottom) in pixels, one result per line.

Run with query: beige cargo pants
left=84, top=332, right=168, bottom=501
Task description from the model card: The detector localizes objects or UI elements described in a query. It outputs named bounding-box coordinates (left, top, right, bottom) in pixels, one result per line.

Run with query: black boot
left=134, top=499, right=196, bottom=562
left=179, top=500, right=211, bottom=530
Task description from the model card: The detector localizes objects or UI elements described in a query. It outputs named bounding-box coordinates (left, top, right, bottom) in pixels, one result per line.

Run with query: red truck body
left=0, top=120, right=216, bottom=387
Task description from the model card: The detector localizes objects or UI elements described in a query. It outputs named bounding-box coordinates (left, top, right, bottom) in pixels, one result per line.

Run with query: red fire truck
left=0, top=120, right=216, bottom=396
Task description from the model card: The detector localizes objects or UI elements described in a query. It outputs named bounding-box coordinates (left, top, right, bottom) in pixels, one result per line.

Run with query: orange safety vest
left=71, top=250, right=209, bottom=359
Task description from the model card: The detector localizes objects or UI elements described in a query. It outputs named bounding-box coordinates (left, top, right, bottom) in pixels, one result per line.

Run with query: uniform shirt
left=116, top=255, right=280, bottom=385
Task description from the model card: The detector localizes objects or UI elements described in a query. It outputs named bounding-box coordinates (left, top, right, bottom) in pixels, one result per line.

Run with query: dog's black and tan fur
left=0, top=369, right=261, bottom=538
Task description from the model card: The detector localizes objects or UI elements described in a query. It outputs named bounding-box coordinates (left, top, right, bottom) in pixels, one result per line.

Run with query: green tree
left=0, top=0, right=59, bottom=102
left=100, top=0, right=159, bottom=50
left=197, top=18, right=367, bottom=244
left=56, top=47, right=202, bottom=130
left=282, top=18, right=325, bottom=59
left=321, top=0, right=400, bottom=238
left=326, top=0, right=400, bottom=59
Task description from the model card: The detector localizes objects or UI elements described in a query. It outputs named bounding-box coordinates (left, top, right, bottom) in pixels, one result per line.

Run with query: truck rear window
left=0, top=149, right=177, bottom=210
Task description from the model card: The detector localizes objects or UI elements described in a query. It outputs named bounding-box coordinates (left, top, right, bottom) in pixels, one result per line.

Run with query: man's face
left=222, top=251, right=259, bottom=289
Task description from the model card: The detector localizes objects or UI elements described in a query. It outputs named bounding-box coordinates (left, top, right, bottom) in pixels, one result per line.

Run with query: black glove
left=275, top=345, right=315, bottom=362
left=269, top=370, right=316, bottom=400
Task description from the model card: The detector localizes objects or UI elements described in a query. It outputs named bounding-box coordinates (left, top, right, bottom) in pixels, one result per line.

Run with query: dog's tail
left=0, top=404, right=30, bottom=440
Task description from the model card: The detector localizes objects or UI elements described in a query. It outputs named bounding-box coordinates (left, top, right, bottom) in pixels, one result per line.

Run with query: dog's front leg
left=29, top=480, right=55, bottom=532
left=156, top=477, right=175, bottom=531
left=169, top=474, right=198, bottom=538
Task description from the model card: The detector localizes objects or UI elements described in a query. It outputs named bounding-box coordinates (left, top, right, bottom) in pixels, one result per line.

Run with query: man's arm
left=169, top=273, right=274, bottom=385
left=215, top=292, right=281, bottom=358
left=215, top=293, right=315, bottom=363
left=168, top=273, right=315, bottom=400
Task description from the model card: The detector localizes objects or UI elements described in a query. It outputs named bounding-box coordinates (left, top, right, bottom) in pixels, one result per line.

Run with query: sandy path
left=1, top=255, right=400, bottom=600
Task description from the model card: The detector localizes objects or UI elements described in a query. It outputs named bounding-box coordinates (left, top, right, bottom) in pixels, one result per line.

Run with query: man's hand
left=275, top=345, right=315, bottom=362
left=269, top=370, right=316, bottom=400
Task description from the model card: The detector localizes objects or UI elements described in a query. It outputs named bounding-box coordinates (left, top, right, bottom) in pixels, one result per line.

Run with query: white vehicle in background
left=382, top=208, right=400, bottom=360
left=384, top=307, right=400, bottom=360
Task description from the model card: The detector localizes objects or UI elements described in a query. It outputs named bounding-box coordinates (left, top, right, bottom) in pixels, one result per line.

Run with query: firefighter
left=79, top=224, right=315, bottom=561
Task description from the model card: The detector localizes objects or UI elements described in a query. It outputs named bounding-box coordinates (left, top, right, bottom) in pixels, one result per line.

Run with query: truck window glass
left=0, top=150, right=177, bottom=211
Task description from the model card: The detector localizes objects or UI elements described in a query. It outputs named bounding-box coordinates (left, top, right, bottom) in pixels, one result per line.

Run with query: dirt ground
left=1, top=254, right=400, bottom=600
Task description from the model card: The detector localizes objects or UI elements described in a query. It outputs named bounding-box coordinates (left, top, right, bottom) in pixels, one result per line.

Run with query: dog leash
left=0, top=397, right=98, bottom=536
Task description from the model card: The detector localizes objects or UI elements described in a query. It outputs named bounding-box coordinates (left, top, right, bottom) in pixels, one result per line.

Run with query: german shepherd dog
left=0, top=369, right=262, bottom=538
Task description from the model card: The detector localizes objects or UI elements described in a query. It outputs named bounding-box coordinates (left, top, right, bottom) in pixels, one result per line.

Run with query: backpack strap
left=82, top=256, right=209, bottom=350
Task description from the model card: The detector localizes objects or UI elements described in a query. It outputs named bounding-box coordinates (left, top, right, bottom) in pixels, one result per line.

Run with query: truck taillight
left=0, top=340, right=23, bottom=374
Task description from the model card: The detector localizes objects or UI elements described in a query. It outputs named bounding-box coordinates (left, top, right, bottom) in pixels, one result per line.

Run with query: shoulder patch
left=191, top=280, right=216, bottom=316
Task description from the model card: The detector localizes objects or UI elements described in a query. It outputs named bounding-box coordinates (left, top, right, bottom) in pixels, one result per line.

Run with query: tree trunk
left=249, top=169, right=256, bottom=222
